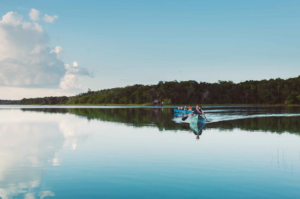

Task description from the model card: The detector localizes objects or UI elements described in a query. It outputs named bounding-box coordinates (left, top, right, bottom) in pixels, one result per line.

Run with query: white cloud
left=0, top=11, right=65, bottom=87
left=43, top=14, right=58, bottom=23
left=29, top=8, right=40, bottom=21
left=1, top=11, right=23, bottom=24
left=73, top=61, right=79, bottom=67
left=0, top=10, right=92, bottom=92
left=60, top=73, right=80, bottom=90
left=51, top=46, right=63, bottom=54
left=51, top=46, right=64, bottom=60
left=60, top=62, right=93, bottom=90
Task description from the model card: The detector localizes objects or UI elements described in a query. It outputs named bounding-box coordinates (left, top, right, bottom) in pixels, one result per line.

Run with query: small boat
left=174, top=112, right=185, bottom=118
left=189, top=114, right=206, bottom=124
left=174, top=109, right=193, bottom=114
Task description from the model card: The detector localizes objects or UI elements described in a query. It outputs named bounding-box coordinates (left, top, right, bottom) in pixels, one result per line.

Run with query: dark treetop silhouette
left=1, top=76, right=300, bottom=105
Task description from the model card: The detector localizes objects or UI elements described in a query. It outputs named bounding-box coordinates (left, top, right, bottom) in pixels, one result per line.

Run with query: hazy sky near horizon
left=0, top=0, right=300, bottom=99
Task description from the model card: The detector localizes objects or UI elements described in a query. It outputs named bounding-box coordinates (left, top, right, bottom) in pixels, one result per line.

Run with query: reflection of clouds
left=0, top=123, right=63, bottom=199
left=25, top=193, right=36, bottom=199
left=52, top=152, right=61, bottom=166
left=59, top=120, right=90, bottom=150
left=59, top=121, right=77, bottom=150
left=0, top=110, right=91, bottom=199
left=39, top=191, right=55, bottom=199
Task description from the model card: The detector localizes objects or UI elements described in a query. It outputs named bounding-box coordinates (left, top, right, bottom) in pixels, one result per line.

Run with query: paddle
left=182, top=113, right=209, bottom=122
left=182, top=116, right=189, bottom=121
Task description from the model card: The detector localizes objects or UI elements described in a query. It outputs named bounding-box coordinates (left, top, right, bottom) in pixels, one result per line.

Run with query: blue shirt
left=193, top=109, right=202, bottom=115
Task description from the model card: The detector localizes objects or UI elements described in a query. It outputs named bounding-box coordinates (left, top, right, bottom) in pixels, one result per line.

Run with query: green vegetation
left=2, top=76, right=300, bottom=105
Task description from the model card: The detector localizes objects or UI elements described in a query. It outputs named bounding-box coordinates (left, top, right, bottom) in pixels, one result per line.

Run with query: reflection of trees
left=21, top=108, right=300, bottom=135
left=206, top=117, right=300, bottom=135
left=22, top=108, right=185, bottom=131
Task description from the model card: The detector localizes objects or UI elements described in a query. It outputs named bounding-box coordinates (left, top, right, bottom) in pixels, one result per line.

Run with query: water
left=0, top=106, right=300, bottom=199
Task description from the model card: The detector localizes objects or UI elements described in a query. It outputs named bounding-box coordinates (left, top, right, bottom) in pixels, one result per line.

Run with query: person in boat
left=184, top=106, right=187, bottom=110
left=192, top=105, right=207, bottom=119
left=188, top=106, right=192, bottom=110
left=199, top=106, right=206, bottom=118
left=178, top=106, right=181, bottom=110
left=193, top=105, right=201, bottom=115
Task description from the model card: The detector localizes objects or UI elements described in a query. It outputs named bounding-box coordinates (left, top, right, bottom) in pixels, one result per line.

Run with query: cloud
left=77, top=67, right=93, bottom=76
left=73, top=61, right=79, bottom=67
left=0, top=10, right=92, bottom=91
left=59, top=72, right=80, bottom=90
left=0, top=11, right=65, bottom=87
left=1, top=11, right=23, bottom=24
left=51, top=46, right=63, bottom=55
left=60, top=62, right=93, bottom=90
left=29, top=8, right=40, bottom=21
left=51, top=46, right=64, bottom=60
left=43, top=14, right=58, bottom=23
left=70, top=61, right=92, bottom=75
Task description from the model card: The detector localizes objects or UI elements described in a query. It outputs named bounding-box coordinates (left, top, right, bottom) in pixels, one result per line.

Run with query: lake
left=0, top=106, right=300, bottom=199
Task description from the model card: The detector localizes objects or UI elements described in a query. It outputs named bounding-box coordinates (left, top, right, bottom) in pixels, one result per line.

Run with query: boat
left=189, top=114, right=206, bottom=124
left=173, top=109, right=193, bottom=114
left=174, top=112, right=186, bottom=118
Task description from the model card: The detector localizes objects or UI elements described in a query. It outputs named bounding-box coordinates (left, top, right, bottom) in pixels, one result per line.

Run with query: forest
left=1, top=76, right=300, bottom=105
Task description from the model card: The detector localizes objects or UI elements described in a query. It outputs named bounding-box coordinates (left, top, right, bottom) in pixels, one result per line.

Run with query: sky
left=0, top=0, right=299, bottom=100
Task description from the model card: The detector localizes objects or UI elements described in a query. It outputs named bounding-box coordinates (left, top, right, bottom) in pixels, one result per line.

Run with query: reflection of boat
left=190, top=120, right=206, bottom=134
left=174, top=109, right=193, bottom=114
left=190, top=115, right=206, bottom=124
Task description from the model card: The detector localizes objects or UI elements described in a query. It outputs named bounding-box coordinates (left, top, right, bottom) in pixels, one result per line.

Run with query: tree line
left=2, top=76, right=300, bottom=105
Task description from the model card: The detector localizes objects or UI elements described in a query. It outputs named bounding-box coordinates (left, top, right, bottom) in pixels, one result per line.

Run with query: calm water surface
left=0, top=106, right=300, bottom=199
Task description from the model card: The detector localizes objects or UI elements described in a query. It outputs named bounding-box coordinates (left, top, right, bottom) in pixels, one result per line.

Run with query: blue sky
left=0, top=0, right=300, bottom=99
